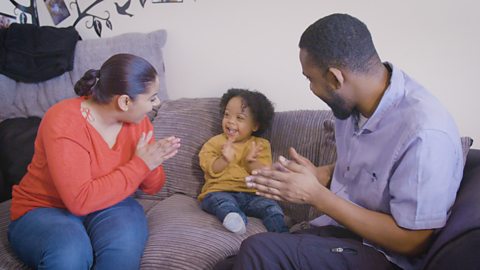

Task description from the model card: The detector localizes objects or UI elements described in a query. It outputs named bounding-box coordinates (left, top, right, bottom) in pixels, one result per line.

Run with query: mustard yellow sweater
left=198, top=134, right=272, bottom=201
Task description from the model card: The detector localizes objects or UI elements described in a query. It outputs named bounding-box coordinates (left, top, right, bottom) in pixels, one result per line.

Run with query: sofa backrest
left=0, top=29, right=168, bottom=122
left=136, top=97, right=337, bottom=224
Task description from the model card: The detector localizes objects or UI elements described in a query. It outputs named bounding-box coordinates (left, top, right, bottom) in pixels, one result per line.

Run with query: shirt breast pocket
left=350, top=168, right=389, bottom=211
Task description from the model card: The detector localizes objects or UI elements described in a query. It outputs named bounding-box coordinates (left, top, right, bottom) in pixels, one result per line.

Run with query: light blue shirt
left=310, top=63, right=464, bottom=270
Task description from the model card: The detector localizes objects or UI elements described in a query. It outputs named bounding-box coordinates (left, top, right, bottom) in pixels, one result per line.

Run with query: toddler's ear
left=252, top=123, right=259, bottom=132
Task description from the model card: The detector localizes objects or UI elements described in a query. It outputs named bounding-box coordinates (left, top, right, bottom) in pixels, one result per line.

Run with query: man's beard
left=327, top=91, right=353, bottom=120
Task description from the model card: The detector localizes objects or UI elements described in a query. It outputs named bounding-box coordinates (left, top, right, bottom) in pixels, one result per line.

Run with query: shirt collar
left=354, top=62, right=405, bottom=134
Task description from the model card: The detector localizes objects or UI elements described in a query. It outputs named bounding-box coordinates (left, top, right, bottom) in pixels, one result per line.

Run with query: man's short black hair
left=299, top=13, right=380, bottom=73
left=220, top=88, right=274, bottom=136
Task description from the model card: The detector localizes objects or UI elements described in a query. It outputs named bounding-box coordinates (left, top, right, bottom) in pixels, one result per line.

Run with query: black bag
left=0, top=23, right=79, bottom=82
left=0, top=117, right=41, bottom=202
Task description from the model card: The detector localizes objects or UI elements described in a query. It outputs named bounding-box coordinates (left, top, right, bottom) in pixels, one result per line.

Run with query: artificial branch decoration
left=67, top=0, right=180, bottom=37
left=8, top=0, right=39, bottom=25
left=70, top=0, right=112, bottom=37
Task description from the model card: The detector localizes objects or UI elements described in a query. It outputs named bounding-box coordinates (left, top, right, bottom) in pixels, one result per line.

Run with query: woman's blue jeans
left=201, top=191, right=289, bottom=233
left=8, top=197, right=148, bottom=270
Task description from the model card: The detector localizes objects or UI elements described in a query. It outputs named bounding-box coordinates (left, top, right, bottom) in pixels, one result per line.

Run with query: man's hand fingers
left=278, top=155, right=310, bottom=175
left=272, top=161, right=290, bottom=172
left=289, top=147, right=309, bottom=166
left=246, top=173, right=286, bottom=191
left=246, top=176, right=280, bottom=195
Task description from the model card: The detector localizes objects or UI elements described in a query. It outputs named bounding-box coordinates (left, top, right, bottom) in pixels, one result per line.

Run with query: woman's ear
left=117, top=95, right=130, bottom=112
left=327, top=67, right=344, bottom=90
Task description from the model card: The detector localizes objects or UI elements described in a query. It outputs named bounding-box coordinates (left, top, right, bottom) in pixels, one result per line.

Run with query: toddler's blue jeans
left=201, top=191, right=289, bottom=233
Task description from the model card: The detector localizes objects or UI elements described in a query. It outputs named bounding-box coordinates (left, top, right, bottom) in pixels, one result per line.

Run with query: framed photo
left=0, top=12, right=16, bottom=29
left=44, top=0, right=70, bottom=25
left=152, top=0, right=184, bottom=3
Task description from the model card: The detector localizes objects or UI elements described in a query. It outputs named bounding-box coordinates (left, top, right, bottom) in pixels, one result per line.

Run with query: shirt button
left=347, top=166, right=350, bottom=171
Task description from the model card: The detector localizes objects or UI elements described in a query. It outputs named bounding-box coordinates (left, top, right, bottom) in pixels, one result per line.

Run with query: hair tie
left=91, top=69, right=100, bottom=90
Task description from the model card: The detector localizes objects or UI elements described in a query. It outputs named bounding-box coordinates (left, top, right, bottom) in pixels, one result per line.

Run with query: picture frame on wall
left=0, top=12, right=16, bottom=29
left=44, top=0, right=70, bottom=25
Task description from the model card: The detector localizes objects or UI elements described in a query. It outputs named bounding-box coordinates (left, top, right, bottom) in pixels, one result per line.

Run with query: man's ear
left=117, top=95, right=130, bottom=112
left=327, top=67, right=344, bottom=90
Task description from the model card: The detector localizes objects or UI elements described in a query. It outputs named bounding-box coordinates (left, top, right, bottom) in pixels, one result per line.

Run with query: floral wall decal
left=70, top=0, right=111, bottom=37
left=1, top=0, right=189, bottom=37
left=7, top=0, right=39, bottom=25
left=68, top=0, right=167, bottom=37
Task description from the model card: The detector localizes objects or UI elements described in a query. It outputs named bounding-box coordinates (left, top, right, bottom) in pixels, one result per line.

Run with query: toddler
left=198, top=88, right=288, bottom=234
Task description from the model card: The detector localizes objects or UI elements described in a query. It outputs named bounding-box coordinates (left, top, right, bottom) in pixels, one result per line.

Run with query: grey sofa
left=0, top=29, right=479, bottom=270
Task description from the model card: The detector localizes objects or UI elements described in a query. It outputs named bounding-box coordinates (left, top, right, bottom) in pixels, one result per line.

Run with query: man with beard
left=215, top=13, right=464, bottom=270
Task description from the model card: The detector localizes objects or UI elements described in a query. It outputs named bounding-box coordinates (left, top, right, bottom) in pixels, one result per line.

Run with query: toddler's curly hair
left=220, top=88, right=274, bottom=136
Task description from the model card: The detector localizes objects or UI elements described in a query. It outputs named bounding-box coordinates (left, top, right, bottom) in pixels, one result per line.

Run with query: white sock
left=223, top=212, right=246, bottom=234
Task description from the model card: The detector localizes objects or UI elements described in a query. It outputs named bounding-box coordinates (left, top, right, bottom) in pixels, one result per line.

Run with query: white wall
left=3, top=0, right=480, bottom=148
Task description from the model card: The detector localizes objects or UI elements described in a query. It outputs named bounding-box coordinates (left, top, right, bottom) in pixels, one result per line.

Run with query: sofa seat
left=0, top=200, right=28, bottom=270
left=0, top=194, right=267, bottom=270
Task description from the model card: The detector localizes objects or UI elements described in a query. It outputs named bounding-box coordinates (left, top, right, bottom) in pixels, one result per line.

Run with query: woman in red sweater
left=8, top=53, right=180, bottom=270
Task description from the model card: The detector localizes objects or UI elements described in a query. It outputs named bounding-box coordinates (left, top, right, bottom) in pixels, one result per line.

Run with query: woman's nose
left=152, top=97, right=161, bottom=106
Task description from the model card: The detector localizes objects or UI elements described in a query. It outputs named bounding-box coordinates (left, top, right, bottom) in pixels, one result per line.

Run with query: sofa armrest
left=423, top=229, right=480, bottom=270
left=422, top=148, right=480, bottom=269
left=464, top=148, right=480, bottom=174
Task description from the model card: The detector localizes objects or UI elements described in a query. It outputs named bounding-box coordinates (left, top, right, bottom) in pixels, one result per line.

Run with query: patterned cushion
left=139, top=194, right=266, bottom=270
left=263, top=110, right=336, bottom=165
left=72, top=30, right=168, bottom=102
left=137, top=98, right=223, bottom=200
left=262, top=110, right=337, bottom=224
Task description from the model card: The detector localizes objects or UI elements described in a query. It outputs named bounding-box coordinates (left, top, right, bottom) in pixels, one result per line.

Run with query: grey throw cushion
left=0, top=29, right=168, bottom=122
left=72, top=30, right=168, bottom=102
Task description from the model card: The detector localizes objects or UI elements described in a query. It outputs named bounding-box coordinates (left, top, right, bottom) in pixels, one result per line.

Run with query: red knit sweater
left=10, top=97, right=165, bottom=220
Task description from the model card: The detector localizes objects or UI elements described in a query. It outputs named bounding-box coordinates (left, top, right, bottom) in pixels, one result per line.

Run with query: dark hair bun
left=74, top=69, right=99, bottom=96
